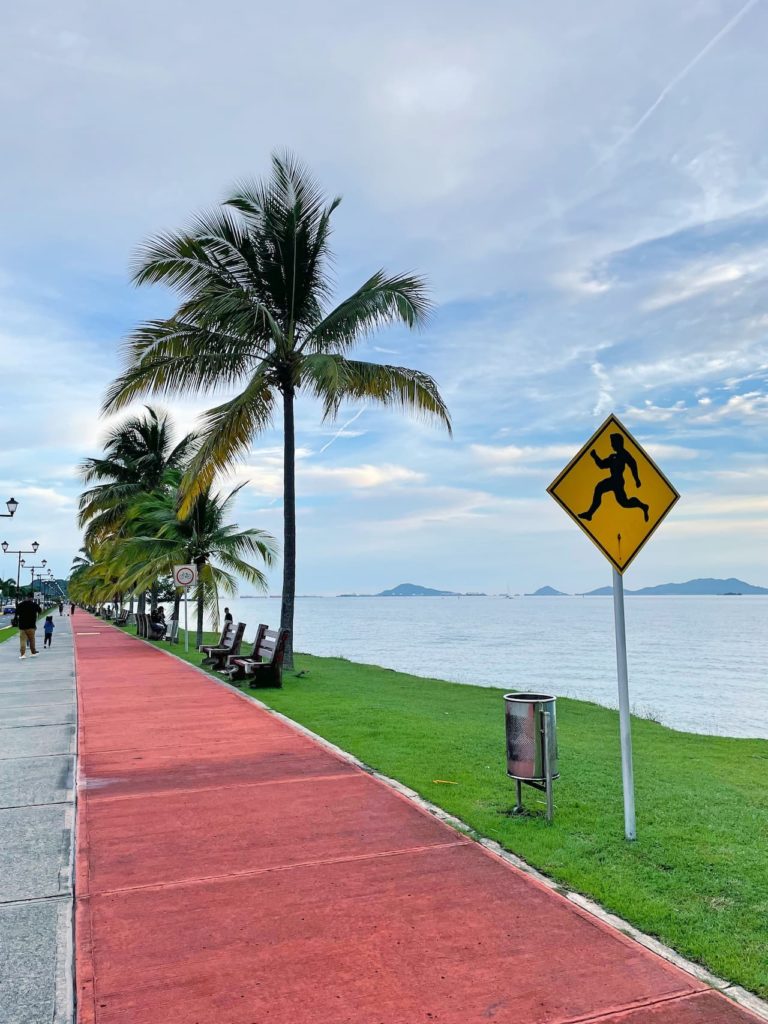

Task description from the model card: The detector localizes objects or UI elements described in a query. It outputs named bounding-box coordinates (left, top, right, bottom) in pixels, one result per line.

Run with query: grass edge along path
left=117, top=623, right=768, bottom=1000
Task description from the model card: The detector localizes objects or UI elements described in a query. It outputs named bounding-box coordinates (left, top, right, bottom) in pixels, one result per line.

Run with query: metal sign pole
left=612, top=567, right=636, bottom=840
left=184, top=586, right=189, bottom=652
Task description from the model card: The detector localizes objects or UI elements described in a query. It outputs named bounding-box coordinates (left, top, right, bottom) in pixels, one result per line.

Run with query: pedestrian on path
left=16, top=595, right=41, bottom=659
left=70, top=602, right=75, bottom=615
left=43, top=615, right=55, bottom=648
left=58, top=601, right=64, bottom=616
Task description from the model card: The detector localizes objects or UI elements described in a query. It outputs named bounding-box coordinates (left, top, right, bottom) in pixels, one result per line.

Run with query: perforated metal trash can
left=504, top=693, right=559, bottom=782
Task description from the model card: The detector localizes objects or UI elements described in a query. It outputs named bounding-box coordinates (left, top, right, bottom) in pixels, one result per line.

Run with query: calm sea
left=177, top=595, right=768, bottom=739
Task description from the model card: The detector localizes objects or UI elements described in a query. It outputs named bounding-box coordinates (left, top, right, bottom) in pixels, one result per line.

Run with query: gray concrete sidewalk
left=0, top=612, right=76, bottom=1024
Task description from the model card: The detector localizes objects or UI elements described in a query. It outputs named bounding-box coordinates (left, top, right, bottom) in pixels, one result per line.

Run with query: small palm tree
left=79, top=405, right=195, bottom=545
left=104, top=152, right=451, bottom=664
left=79, top=406, right=196, bottom=612
left=120, top=479, right=276, bottom=647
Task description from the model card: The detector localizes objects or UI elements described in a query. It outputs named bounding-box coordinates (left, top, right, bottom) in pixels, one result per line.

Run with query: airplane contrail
left=597, top=0, right=762, bottom=165
left=319, top=406, right=366, bottom=454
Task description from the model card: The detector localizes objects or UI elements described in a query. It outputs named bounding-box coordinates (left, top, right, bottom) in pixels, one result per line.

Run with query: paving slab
left=72, top=614, right=763, bottom=1024
left=0, top=686, right=75, bottom=704
left=0, top=901, right=71, bottom=1024
left=0, top=703, right=76, bottom=726
left=0, top=803, right=73, bottom=901
left=0, top=754, right=74, bottom=808
left=0, top=722, right=76, bottom=759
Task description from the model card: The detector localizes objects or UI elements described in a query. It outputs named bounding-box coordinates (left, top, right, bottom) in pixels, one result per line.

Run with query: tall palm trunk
left=194, top=561, right=207, bottom=649
left=150, top=581, right=159, bottom=613
left=138, top=591, right=146, bottom=614
left=280, top=386, right=296, bottom=668
left=196, top=588, right=204, bottom=649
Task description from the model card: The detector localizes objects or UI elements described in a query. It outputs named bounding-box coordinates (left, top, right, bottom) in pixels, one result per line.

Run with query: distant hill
left=527, top=586, right=567, bottom=596
left=378, top=583, right=460, bottom=597
left=582, top=577, right=768, bottom=596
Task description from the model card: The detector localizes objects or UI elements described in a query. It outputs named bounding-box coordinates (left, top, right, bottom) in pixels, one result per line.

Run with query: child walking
left=43, top=615, right=55, bottom=648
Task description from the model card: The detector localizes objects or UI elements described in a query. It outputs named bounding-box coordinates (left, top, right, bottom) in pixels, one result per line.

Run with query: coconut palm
left=118, top=478, right=276, bottom=647
left=103, top=152, right=451, bottom=664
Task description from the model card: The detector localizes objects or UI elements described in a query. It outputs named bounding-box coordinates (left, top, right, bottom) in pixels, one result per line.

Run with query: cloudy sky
left=1, top=0, right=767, bottom=595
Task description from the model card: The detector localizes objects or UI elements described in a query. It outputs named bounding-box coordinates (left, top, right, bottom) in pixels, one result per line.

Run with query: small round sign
left=174, top=565, right=196, bottom=587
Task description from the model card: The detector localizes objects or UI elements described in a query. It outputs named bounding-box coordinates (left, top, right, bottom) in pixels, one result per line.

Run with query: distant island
left=378, top=583, right=486, bottom=597
left=338, top=583, right=486, bottom=597
left=581, top=577, right=768, bottom=596
left=520, top=578, right=768, bottom=596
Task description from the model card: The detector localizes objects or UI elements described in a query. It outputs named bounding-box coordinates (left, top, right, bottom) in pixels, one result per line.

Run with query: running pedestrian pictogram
left=547, top=414, right=679, bottom=573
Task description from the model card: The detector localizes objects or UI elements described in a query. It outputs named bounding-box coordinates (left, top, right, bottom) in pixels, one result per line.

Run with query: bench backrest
left=223, top=621, right=246, bottom=654
left=256, top=627, right=289, bottom=668
left=167, top=619, right=179, bottom=642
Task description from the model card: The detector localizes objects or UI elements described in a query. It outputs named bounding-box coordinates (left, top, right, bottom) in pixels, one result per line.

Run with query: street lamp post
left=26, top=562, right=47, bottom=602
left=1, top=541, right=40, bottom=607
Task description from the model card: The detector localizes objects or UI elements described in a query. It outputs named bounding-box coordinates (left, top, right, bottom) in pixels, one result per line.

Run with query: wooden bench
left=225, top=627, right=288, bottom=688
left=199, top=623, right=231, bottom=658
left=114, top=610, right=129, bottom=626
left=201, top=621, right=245, bottom=669
left=164, top=619, right=179, bottom=644
left=135, top=612, right=149, bottom=638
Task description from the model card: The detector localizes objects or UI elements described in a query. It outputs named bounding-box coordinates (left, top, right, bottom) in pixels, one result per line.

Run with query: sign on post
left=547, top=414, right=679, bottom=840
left=174, top=565, right=197, bottom=588
left=547, top=414, right=679, bottom=574
left=174, top=565, right=198, bottom=651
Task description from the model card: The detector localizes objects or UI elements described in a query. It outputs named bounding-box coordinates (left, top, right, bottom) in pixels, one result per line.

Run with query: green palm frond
left=303, top=354, right=452, bottom=433
left=304, top=271, right=432, bottom=353
left=178, top=372, right=275, bottom=516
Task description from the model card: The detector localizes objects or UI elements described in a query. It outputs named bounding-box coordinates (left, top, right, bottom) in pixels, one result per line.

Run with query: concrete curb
left=118, top=625, right=768, bottom=1022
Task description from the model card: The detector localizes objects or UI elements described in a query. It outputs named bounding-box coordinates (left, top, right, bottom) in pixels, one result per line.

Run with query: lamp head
left=1, top=541, right=7, bottom=553
left=6, top=498, right=18, bottom=516
left=32, top=541, right=39, bottom=552
left=41, top=559, right=47, bottom=567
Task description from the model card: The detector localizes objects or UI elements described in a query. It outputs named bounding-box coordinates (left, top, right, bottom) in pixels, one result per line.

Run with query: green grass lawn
left=119, top=622, right=768, bottom=998
left=0, top=625, right=16, bottom=644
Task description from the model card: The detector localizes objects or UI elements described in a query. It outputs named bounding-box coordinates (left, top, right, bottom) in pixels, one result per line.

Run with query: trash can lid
left=503, top=692, right=556, bottom=703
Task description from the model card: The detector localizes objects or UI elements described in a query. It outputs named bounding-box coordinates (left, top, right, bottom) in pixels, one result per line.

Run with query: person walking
left=70, top=602, right=75, bottom=615
left=43, top=615, right=55, bottom=648
left=58, top=601, right=64, bottom=616
left=16, top=594, right=41, bottom=659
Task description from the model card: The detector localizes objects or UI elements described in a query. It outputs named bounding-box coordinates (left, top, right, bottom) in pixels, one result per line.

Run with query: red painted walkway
left=73, top=614, right=760, bottom=1024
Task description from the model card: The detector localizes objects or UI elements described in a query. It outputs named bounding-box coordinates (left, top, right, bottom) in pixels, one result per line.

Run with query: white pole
left=184, top=587, right=189, bottom=652
left=612, top=567, right=636, bottom=840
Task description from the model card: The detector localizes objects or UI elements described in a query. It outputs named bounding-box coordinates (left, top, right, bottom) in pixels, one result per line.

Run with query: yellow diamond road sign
left=547, top=414, right=679, bottom=574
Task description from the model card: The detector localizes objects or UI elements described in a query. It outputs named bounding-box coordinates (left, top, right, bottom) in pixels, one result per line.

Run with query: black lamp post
left=1, top=541, right=40, bottom=606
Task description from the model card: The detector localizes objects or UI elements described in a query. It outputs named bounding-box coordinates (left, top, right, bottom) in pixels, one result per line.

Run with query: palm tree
left=79, top=406, right=196, bottom=612
left=103, top=152, right=451, bottom=664
left=119, top=478, right=275, bottom=647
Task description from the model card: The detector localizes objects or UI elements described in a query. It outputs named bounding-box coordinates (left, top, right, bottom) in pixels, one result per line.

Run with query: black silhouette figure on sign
left=578, top=433, right=649, bottom=523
